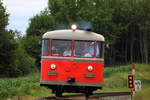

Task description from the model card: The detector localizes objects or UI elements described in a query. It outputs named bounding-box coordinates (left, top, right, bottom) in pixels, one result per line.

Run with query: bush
left=0, top=30, right=37, bottom=77
left=1, top=42, right=37, bottom=77
left=20, top=36, right=41, bottom=68
left=21, top=36, right=41, bottom=57
left=14, top=45, right=37, bottom=76
left=104, top=65, right=131, bottom=77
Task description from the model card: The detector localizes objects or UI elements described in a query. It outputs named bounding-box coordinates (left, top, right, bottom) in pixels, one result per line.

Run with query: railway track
left=35, top=92, right=132, bottom=100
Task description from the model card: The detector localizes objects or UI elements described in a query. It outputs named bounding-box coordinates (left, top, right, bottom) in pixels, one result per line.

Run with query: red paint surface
left=40, top=60, right=103, bottom=83
left=132, top=64, right=135, bottom=69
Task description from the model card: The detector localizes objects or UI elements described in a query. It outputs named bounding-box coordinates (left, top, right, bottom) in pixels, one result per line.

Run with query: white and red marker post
left=132, top=64, right=135, bottom=97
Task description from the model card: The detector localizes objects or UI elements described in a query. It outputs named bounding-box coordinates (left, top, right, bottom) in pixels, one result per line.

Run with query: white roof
left=42, top=29, right=105, bottom=41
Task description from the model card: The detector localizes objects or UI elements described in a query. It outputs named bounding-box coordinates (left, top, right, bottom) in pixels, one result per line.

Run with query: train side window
left=42, top=39, right=50, bottom=56
left=96, top=42, right=103, bottom=58
left=52, top=40, right=72, bottom=56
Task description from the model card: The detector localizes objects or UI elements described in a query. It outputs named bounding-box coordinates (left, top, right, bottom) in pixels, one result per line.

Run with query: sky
left=3, top=0, right=48, bottom=35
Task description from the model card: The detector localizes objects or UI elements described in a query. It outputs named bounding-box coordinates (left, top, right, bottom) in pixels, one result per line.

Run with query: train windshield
left=74, top=41, right=94, bottom=57
left=52, top=40, right=72, bottom=56
left=74, top=41, right=103, bottom=58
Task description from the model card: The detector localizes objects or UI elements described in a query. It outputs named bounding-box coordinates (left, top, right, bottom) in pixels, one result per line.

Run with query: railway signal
left=128, top=75, right=134, bottom=89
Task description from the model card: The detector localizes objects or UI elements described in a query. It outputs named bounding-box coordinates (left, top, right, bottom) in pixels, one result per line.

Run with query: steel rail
left=35, top=92, right=132, bottom=100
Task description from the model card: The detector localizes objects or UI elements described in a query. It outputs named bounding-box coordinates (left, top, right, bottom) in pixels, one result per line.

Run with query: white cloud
left=2, top=0, right=48, bottom=35
left=3, top=0, right=48, bottom=15
left=5, top=0, right=47, bottom=13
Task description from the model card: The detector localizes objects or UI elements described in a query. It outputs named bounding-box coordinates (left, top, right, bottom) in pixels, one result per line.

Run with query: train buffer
left=35, top=92, right=132, bottom=100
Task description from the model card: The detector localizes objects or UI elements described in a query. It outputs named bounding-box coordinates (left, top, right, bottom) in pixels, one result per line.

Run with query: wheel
left=85, top=93, right=89, bottom=99
left=85, top=90, right=93, bottom=99
left=55, top=90, right=62, bottom=97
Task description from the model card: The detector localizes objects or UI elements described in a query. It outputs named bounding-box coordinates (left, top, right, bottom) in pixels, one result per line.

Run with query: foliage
left=0, top=73, right=51, bottom=99
left=26, top=0, right=150, bottom=65
left=27, top=9, right=56, bottom=37
left=15, top=44, right=36, bottom=76
left=20, top=36, right=41, bottom=57
left=0, top=0, right=36, bottom=77
left=0, top=0, right=9, bottom=29
left=104, top=65, right=131, bottom=77
left=103, top=64, right=150, bottom=89
left=0, top=30, right=36, bottom=77
left=135, top=87, right=150, bottom=100
left=0, top=1, right=17, bottom=77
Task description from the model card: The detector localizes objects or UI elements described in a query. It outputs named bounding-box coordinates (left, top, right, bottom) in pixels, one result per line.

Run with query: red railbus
left=40, top=26, right=105, bottom=97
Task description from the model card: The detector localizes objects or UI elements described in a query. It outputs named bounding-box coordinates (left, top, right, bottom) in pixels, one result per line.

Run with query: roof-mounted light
left=71, top=24, right=77, bottom=31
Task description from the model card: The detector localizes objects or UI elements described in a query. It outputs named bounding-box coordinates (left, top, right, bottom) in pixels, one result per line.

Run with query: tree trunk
left=130, top=32, right=134, bottom=63
left=143, top=27, right=148, bottom=64
left=139, top=32, right=144, bottom=63
left=125, top=33, right=128, bottom=64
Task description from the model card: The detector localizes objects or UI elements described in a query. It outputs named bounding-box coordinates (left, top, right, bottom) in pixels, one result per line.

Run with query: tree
left=0, top=1, right=17, bottom=77
left=136, top=0, right=150, bottom=63
left=27, top=0, right=150, bottom=66
left=27, top=9, right=56, bottom=36
left=0, top=0, right=36, bottom=77
left=0, top=0, right=9, bottom=30
left=48, top=0, right=78, bottom=25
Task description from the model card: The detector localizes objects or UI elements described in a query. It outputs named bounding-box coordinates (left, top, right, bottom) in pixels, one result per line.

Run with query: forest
left=0, top=0, right=150, bottom=77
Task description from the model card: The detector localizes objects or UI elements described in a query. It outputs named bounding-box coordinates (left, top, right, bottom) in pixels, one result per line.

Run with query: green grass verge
left=0, top=73, right=51, bottom=100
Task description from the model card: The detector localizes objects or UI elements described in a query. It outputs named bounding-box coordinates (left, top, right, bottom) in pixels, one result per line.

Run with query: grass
left=0, top=64, right=150, bottom=100
left=0, top=73, right=51, bottom=100
left=101, top=64, right=150, bottom=100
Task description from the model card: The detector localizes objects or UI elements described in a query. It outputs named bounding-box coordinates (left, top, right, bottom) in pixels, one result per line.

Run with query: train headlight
left=87, top=66, right=93, bottom=72
left=50, top=64, right=56, bottom=70
left=71, top=24, right=77, bottom=31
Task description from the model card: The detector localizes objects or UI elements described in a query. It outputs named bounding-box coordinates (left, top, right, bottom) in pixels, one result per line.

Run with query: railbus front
left=40, top=29, right=105, bottom=96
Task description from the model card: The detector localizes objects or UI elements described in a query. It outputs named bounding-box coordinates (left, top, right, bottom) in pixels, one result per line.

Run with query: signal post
left=132, top=64, right=135, bottom=96
left=128, top=64, right=136, bottom=98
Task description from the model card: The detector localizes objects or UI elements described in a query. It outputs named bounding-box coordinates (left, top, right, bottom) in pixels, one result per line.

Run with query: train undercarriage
left=40, top=84, right=102, bottom=97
